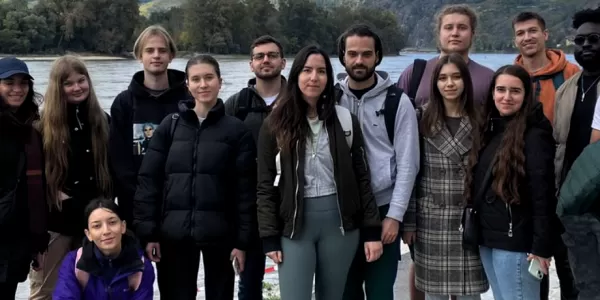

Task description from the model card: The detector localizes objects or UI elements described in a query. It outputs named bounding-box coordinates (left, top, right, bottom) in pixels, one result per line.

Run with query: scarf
left=24, top=128, right=49, bottom=254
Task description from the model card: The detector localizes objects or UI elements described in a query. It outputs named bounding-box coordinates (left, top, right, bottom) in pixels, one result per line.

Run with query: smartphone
left=528, top=258, right=544, bottom=280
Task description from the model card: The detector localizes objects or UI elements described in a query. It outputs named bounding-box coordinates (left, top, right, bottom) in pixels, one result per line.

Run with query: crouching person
left=53, top=199, right=155, bottom=300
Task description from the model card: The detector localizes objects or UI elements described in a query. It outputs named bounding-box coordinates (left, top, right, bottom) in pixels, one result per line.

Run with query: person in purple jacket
left=53, top=198, right=155, bottom=300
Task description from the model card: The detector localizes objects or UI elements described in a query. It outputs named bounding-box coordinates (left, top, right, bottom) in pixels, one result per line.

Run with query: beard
left=255, top=69, right=281, bottom=81
left=575, top=51, right=600, bottom=72
left=346, top=64, right=376, bottom=82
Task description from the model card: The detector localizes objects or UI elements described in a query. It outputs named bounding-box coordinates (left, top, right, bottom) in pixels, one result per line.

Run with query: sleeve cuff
left=360, top=226, right=382, bottom=242
left=262, top=236, right=282, bottom=254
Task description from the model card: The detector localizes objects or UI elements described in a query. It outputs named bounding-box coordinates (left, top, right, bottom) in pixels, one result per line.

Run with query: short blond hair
left=133, top=25, right=177, bottom=59
left=435, top=4, right=478, bottom=34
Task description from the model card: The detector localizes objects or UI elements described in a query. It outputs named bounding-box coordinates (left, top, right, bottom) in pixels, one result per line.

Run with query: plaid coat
left=404, top=117, right=488, bottom=295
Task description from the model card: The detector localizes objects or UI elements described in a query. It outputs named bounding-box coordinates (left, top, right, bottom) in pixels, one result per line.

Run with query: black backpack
left=334, top=83, right=403, bottom=145
left=234, top=88, right=272, bottom=121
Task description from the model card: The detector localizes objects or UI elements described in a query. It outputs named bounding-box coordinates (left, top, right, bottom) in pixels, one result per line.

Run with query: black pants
left=156, top=240, right=235, bottom=300
left=540, top=235, right=579, bottom=300
left=0, top=282, right=18, bottom=300
left=238, top=239, right=265, bottom=300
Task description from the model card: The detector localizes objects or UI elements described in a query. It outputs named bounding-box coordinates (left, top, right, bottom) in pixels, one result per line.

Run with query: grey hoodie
left=336, top=71, right=420, bottom=222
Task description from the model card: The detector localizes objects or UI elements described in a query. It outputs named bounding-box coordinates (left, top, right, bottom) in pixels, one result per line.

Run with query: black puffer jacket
left=472, top=102, right=556, bottom=258
left=133, top=99, right=257, bottom=250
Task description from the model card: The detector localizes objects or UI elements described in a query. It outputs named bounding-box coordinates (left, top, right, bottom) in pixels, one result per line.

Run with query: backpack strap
left=74, top=248, right=90, bottom=290
left=408, top=59, right=427, bottom=106
left=334, top=83, right=343, bottom=104
left=334, top=105, right=353, bottom=149
left=383, top=86, right=403, bottom=145
left=234, top=88, right=252, bottom=121
left=168, top=113, right=179, bottom=145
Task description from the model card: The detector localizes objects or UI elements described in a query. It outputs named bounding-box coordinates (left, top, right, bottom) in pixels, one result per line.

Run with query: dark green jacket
left=558, top=140, right=600, bottom=218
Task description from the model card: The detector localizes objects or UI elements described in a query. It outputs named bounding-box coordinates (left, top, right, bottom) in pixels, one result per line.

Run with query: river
left=22, top=52, right=577, bottom=111
left=15, top=52, right=570, bottom=299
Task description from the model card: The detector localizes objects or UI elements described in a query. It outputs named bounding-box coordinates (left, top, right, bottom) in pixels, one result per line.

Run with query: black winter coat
left=0, top=113, right=49, bottom=283
left=133, top=99, right=257, bottom=250
left=472, top=103, right=556, bottom=258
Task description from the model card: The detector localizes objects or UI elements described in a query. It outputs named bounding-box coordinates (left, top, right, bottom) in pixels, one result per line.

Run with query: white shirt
left=592, top=95, right=600, bottom=130
left=263, top=94, right=278, bottom=106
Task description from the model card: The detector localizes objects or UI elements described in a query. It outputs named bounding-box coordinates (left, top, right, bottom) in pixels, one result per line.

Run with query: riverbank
left=0, top=53, right=131, bottom=61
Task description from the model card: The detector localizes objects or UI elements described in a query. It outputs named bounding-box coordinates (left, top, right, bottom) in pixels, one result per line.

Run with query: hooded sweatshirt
left=515, top=49, right=580, bottom=123
left=109, top=69, right=189, bottom=224
left=336, top=71, right=420, bottom=222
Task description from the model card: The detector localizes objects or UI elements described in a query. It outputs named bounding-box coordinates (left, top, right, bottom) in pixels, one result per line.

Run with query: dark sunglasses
left=573, top=33, right=600, bottom=46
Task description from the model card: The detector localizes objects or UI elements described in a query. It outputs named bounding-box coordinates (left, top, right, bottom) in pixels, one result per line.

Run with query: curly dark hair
left=573, top=6, right=600, bottom=29
left=465, top=65, right=535, bottom=205
left=268, top=45, right=336, bottom=153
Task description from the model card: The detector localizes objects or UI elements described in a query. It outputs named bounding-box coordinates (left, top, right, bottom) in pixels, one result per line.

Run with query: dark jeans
left=238, top=240, right=265, bottom=300
left=156, top=240, right=234, bottom=300
left=343, top=204, right=400, bottom=300
left=0, top=282, right=18, bottom=300
left=540, top=237, right=578, bottom=300
left=560, top=214, right=600, bottom=300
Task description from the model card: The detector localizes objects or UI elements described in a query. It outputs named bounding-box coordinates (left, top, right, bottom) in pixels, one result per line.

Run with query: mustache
left=352, top=65, right=369, bottom=70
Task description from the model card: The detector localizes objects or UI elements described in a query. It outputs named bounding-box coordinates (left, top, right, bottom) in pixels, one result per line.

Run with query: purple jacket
left=53, top=239, right=155, bottom=300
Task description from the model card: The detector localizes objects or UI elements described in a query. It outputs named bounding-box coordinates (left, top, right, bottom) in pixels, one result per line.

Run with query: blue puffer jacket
left=53, top=234, right=155, bottom=300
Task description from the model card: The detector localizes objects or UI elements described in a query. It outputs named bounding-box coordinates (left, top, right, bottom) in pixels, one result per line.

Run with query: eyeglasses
left=573, top=33, right=600, bottom=46
left=252, top=52, right=281, bottom=61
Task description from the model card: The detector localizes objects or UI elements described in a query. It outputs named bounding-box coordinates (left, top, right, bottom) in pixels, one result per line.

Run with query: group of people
left=0, top=3, right=599, bottom=300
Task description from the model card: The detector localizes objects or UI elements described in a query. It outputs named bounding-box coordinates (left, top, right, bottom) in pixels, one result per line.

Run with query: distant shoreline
left=0, top=53, right=132, bottom=61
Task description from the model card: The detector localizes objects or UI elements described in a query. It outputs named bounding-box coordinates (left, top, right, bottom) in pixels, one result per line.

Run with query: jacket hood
left=515, top=49, right=571, bottom=76
left=76, top=231, right=144, bottom=277
left=178, top=98, right=226, bottom=125
left=336, top=71, right=393, bottom=100
left=128, top=69, right=187, bottom=100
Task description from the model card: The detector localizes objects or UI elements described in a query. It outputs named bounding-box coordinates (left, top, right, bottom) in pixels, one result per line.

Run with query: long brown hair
left=465, top=65, right=535, bottom=205
left=420, top=53, right=480, bottom=137
left=268, top=45, right=336, bottom=153
left=39, top=55, right=112, bottom=210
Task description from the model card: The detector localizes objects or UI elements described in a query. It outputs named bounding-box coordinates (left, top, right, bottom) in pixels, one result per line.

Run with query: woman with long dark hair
left=403, top=53, right=487, bottom=300
left=256, top=45, right=383, bottom=300
left=30, top=55, right=112, bottom=300
left=0, top=57, right=48, bottom=299
left=465, top=65, right=556, bottom=300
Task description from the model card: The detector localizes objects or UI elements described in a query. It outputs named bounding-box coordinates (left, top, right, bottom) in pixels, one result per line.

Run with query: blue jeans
left=479, top=246, right=540, bottom=300
left=560, top=214, right=600, bottom=300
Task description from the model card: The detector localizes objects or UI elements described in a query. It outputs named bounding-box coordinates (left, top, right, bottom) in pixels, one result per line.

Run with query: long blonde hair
left=39, top=55, right=112, bottom=210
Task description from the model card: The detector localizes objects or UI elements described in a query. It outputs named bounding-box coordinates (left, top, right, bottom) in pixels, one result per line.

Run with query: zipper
left=326, top=127, right=345, bottom=236
left=190, top=126, right=201, bottom=238
left=290, top=140, right=300, bottom=239
left=506, top=203, right=513, bottom=237
left=75, top=106, right=83, bottom=129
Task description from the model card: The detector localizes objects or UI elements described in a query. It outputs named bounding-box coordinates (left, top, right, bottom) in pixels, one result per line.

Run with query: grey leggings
left=278, top=194, right=359, bottom=300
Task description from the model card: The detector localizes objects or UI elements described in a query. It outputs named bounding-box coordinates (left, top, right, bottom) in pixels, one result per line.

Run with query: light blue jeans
left=426, top=294, right=481, bottom=300
left=479, top=246, right=540, bottom=300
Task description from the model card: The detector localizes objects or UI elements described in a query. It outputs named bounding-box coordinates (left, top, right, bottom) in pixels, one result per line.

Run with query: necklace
left=581, top=75, right=600, bottom=102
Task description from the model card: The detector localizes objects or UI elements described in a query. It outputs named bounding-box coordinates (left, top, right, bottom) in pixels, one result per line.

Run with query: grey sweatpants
left=278, top=194, right=359, bottom=300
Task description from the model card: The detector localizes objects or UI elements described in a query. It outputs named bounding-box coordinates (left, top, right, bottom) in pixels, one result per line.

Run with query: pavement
left=15, top=243, right=561, bottom=299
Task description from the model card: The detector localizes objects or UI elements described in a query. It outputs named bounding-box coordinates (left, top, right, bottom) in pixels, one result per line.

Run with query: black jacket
left=109, top=69, right=189, bottom=224
left=48, top=102, right=111, bottom=237
left=472, top=103, right=556, bottom=258
left=0, top=112, right=49, bottom=283
left=256, top=110, right=381, bottom=254
left=133, top=99, right=257, bottom=250
left=224, top=76, right=286, bottom=142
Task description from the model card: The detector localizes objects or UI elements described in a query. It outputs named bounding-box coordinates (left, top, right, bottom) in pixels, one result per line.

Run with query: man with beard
left=512, top=11, right=580, bottom=300
left=555, top=6, right=600, bottom=300
left=397, top=4, right=494, bottom=107
left=397, top=5, right=493, bottom=300
left=335, top=24, right=420, bottom=300
left=225, top=35, right=286, bottom=300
